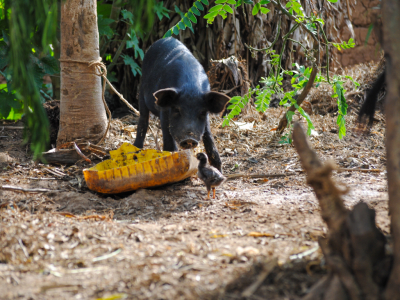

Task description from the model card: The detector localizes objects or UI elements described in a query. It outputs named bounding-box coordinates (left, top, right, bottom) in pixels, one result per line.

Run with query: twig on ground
left=241, top=259, right=277, bottom=298
left=1, top=126, right=24, bottom=130
left=73, top=142, right=92, bottom=163
left=337, top=168, right=383, bottom=173
left=27, top=177, right=61, bottom=180
left=226, top=173, right=298, bottom=180
left=0, top=185, right=65, bottom=193
left=42, top=167, right=67, bottom=178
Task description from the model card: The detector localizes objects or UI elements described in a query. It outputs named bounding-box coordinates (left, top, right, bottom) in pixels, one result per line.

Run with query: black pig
left=134, top=37, right=230, bottom=172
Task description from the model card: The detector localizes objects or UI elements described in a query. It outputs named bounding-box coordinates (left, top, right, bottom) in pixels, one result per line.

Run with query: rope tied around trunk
left=59, top=57, right=140, bottom=145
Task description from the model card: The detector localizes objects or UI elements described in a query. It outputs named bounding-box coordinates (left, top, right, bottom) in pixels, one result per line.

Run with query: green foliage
left=222, top=92, right=253, bottom=127
left=100, top=2, right=168, bottom=78
left=235, top=0, right=254, bottom=7
left=164, top=1, right=209, bottom=37
left=0, top=0, right=159, bottom=159
left=97, top=1, right=112, bottom=19
left=222, top=49, right=359, bottom=140
left=332, top=38, right=355, bottom=51
left=252, top=1, right=270, bottom=15
left=0, top=88, right=21, bottom=120
left=198, top=0, right=358, bottom=140
left=98, top=15, right=115, bottom=38
left=126, top=30, right=144, bottom=60
left=285, top=0, right=304, bottom=16
left=121, top=54, right=142, bottom=77
left=154, top=1, right=171, bottom=21
left=330, top=76, right=358, bottom=139
left=0, top=0, right=58, bottom=159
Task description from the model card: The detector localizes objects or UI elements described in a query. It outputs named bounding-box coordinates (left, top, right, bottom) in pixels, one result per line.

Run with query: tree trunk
left=57, top=0, right=107, bottom=146
left=51, top=0, right=61, bottom=101
left=382, top=0, right=400, bottom=299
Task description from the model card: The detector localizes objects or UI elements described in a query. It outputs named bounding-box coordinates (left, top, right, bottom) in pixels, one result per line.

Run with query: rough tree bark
left=292, top=123, right=391, bottom=300
left=57, top=0, right=107, bottom=146
left=382, top=0, right=400, bottom=299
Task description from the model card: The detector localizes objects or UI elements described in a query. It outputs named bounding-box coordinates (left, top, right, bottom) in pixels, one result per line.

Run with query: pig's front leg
left=134, top=102, right=150, bottom=149
left=202, top=121, right=222, bottom=173
left=160, top=111, right=178, bottom=152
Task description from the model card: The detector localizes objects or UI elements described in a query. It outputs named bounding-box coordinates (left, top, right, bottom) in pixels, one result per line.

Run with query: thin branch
left=107, top=33, right=129, bottom=72
left=287, top=38, right=308, bottom=52
left=318, top=22, right=331, bottom=84
left=270, top=0, right=319, bottom=43
left=276, top=40, right=320, bottom=132
left=245, top=16, right=282, bottom=52
left=273, top=23, right=300, bottom=89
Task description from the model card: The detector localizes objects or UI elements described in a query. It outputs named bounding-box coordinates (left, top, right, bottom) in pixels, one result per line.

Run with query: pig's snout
left=180, top=138, right=199, bottom=149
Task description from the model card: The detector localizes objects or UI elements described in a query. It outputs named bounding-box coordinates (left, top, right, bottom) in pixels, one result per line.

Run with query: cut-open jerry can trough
left=83, top=143, right=198, bottom=194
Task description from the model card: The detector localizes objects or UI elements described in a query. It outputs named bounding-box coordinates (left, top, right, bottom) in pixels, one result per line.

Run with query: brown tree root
left=292, top=123, right=392, bottom=300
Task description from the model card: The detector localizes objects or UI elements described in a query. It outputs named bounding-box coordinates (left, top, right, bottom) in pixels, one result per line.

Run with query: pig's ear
left=205, top=92, right=231, bottom=114
left=154, top=88, right=180, bottom=107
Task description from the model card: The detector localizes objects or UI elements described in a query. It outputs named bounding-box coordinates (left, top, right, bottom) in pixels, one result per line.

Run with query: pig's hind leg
left=134, top=102, right=150, bottom=149
left=202, top=122, right=222, bottom=173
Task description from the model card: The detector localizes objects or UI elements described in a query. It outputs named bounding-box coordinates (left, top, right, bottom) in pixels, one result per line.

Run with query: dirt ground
left=0, top=62, right=389, bottom=300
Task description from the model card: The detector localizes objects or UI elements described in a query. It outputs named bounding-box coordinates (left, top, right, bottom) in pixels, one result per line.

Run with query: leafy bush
left=164, top=0, right=359, bottom=141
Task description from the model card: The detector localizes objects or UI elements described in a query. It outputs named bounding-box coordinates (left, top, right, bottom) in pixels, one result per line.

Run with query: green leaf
left=164, top=29, right=173, bottom=38
left=252, top=3, right=260, bottom=15
left=365, top=24, right=373, bottom=45
left=216, top=0, right=228, bottom=3
left=204, top=11, right=219, bottom=19
left=286, top=110, right=295, bottom=124
left=0, top=90, right=19, bottom=119
left=327, top=0, right=338, bottom=2
left=0, top=41, right=9, bottom=70
left=191, top=7, right=201, bottom=16
left=260, top=7, right=270, bottom=14
left=227, top=0, right=237, bottom=4
left=178, top=21, right=186, bottom=29
left=121, top=54, right=141, bottom=77
left=107, top=71, right=118, bottom=83
left=209, top=4, right=224, bottom=12
left=154, top=1, right=171, bottom=21
left=126, top=32, right=144, bottom=60
left=183, top=16, right=192, bottom=27
left=30, top=63, right=45, bottom=91
left=219, top=10, right=227, bottom=18
left=223, top=4, right=234, bottom=13
left=39, top=55, right=59, bottom=75
left=97, top=14, right=115, bottom=38
left=173, top=26, right=179, bottom=35
left=201, top=0, right=210, bottom=4
left=174, top=5, right=185, bottom=18
left=188, top=12, right=197, bottom=23
left=195, top=1, right=204, bottom=11
left=97, top=1, right=112, bottom=18
left=121, top=9, right=134, bottom=24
